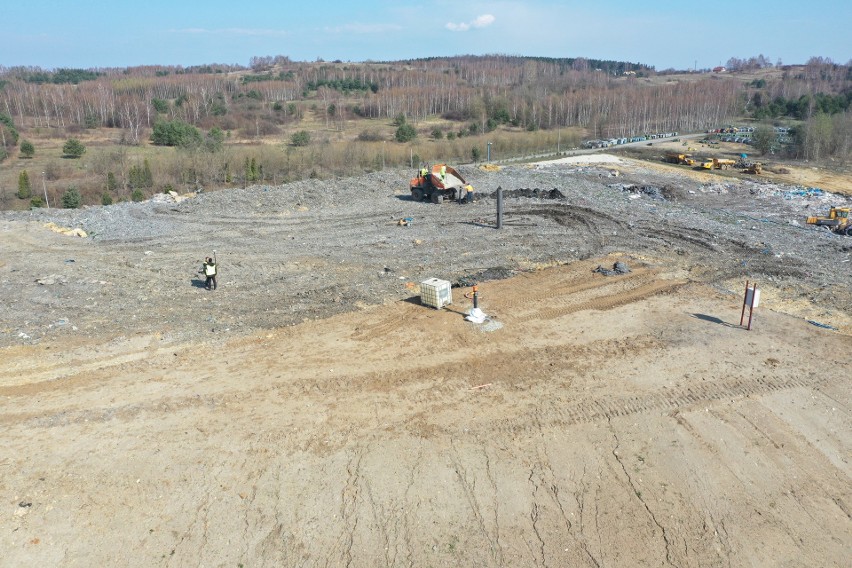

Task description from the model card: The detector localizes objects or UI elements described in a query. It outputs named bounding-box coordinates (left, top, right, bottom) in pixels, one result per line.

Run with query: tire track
left=476, top=372, right=821, bottom=438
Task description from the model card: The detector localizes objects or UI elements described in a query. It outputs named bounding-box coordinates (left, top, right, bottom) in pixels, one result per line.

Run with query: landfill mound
left=2, top=155, right=851, bottom=567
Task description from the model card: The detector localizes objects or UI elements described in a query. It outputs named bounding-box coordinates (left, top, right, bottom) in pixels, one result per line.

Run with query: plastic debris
left=593, top=262, right=631, bottom=276
left=807, top=320, right=837, bottom=330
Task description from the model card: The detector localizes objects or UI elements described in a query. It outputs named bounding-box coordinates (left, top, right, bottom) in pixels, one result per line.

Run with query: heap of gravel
left=2, top=161, right=850, bottom=347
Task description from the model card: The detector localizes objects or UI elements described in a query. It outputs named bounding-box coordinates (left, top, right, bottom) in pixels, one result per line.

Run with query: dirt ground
left=619, top=138, right=852, bottom=195
left=2, top=255, right=850, bottom=567
left=2, top=149, right=851, bottom=567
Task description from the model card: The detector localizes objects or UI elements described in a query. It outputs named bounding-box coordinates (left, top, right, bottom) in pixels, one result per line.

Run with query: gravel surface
left=2, top=157, right=851, bottom=348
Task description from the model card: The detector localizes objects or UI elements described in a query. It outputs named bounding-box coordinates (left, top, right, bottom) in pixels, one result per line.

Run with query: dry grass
left=1, top=124, right=586, bottom=209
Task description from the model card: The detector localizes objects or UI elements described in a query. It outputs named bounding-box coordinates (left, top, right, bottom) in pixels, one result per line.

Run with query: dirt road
left=2, top=257, right=850, bottom=567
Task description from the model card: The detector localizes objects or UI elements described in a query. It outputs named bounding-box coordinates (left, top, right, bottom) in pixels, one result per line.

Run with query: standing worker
left=202, top=256, right=217, bottom=290
left=439, top=164, right=447, bottom=183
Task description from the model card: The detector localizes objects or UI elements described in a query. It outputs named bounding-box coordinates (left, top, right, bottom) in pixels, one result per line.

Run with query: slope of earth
left=2, top=264, right=850, bottom=567
left=1, top=154, right=850, bottom=566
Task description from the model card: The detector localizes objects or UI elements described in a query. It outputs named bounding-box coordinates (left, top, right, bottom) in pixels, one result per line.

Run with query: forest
left=0, top=55, right=849, bottom=209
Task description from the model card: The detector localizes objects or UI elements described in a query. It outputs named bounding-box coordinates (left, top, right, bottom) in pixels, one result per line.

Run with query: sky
left=2, top=0, right=849, bottom=71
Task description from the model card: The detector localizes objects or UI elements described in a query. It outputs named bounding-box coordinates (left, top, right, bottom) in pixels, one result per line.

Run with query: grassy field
left=0, top=118, right=584, bottom=210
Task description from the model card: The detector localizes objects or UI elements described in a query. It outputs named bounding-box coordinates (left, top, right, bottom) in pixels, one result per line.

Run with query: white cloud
left=472, top=15, right=496, bottom=28
left=446, top=14, right=495, bottom=32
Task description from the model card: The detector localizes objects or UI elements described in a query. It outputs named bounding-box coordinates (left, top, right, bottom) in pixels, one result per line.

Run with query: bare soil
left=1, top=155, right=850, bottom=567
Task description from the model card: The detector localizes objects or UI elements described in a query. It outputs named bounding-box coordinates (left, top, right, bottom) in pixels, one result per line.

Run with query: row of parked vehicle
left=583, top=132, right=679, bottom=149
left=711, top=124, right=792, bottom=145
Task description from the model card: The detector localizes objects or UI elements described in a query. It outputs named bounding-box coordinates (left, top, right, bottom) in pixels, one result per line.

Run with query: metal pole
left=472, top=286, right=479, bottom=310
left=739, top=280, right=749, bottom=326
left=747, top=281, right=757, bottom=331
left=42, top=172, right=50, bottom=208
left=496, top=187, right=503, bottom=229
left=487, top=142, right=492, bottom=162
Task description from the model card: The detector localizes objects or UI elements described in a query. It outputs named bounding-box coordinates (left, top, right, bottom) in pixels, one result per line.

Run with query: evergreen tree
left=62, top=187, right=81, bottom=208
left=62, top=138, right=86, bottom=158
left=17, top=170, right=33, bottom=199
left=19, top=139, right=35, bottom=158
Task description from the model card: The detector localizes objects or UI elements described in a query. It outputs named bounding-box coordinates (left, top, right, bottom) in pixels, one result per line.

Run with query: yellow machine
left=700, top=160, right=714, bottom=169
left=665, top=153, right=695, bottom=166
left=713, top=158, right=737, bottom=169
left=807, top=207, right=852, bottom=236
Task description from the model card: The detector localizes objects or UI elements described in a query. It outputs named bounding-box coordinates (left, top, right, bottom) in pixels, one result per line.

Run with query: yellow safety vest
left=204, top=263, right=217, bottom=276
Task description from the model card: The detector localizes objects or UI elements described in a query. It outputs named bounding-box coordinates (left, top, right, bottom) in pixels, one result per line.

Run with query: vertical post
left=747, top=281, right=757, bottom=331
left=487, top=142, right=492, bottom=162
left=42, top=172, right=50, bottom=209
left=496, top=187, right=503, bottom=229
left=473, top=285, right=479, bottom=310
left=739, top=280, right=749, bottom=326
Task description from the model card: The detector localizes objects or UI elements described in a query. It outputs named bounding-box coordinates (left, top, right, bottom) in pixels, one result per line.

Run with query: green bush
left=395, top=123, right=416, bottom=143
left=62, top=187, right=82, bottom=208
left=131, top=189, right=145, bottom=202
left=101, top=192, right=113, bottom=206
left=30, top=196, right=45, bottom=208
left=62, top=138, right=86, bottom=158
left=291, top=130, right=311, bottom=147
left=151, top=120, right=202, bottom=147
left=19, top=139, right=35, bottom=158
left=151, top=98, right=169, bottom=113
left=17, top=170, right=33, bottom=199
left=357, top=130, right=384, bottom=142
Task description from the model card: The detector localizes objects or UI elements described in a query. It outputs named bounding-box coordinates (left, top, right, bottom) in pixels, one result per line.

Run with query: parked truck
left=410, top=164, right=473, bottom=203
left=713, top=158, right=737, bottom=169
left=664, top=153, right=695, bottom=166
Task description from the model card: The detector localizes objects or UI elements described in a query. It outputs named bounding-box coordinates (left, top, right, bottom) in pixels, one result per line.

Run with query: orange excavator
left=410, top=164, right=473, bottom=204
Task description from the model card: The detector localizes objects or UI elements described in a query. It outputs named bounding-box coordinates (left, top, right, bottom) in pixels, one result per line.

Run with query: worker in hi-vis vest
left=202, top=257, right=217, bottom=290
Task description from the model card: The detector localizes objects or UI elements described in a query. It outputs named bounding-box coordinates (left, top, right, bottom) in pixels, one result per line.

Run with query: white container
left=420, top=278, right=452, bottom=309
left=745, top=287, right=761, bottom=308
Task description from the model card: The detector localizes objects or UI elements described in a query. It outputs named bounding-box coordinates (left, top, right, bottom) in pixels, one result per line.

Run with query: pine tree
left=17, top=170, right=33, bottom=199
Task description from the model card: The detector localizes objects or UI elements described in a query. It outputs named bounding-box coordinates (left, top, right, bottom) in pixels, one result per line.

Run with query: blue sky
left=2, top=1, right=849, bottom=70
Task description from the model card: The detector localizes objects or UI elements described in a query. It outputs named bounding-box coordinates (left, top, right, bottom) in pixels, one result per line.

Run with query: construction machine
left=745, top=162, right=762, bottom=174
left=410, top=164, right=473, bottom=203
left=806, top=206, right=852, bottom=235
left=713, top=158, right=737, bottom=169
left=665, top=153, right=695, bottom=166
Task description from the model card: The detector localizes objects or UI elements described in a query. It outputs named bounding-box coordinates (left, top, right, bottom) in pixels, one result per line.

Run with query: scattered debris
left=490, top=188, right=564, bottom=199
left=593, top=262, right=631, bottom=276
left=36, top=275, right=68, bottom=286
left=44, top=222, right=87, bottom=238
left=807, top=320, right=838, bottom=331
left=610, top=184, right=666, bottom=200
